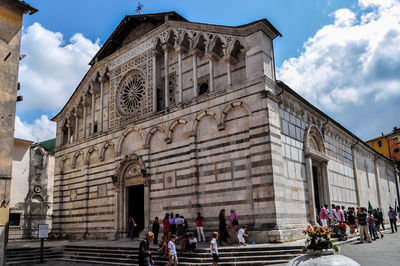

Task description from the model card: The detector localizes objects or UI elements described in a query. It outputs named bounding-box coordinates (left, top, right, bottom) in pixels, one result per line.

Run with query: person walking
left=329, top=204, right=337, bottom=226
left=195, top=212, right=206, bottom=242
left=163, top=213, right=171, bottom=239
left=320, top=205, right=328, bottom=227
left=388, top=207, right=397, bottom=233
left=152, top=217, right=160, bottom=245
left=218, top=209, right=229, bottom=245
left=367, top=210, right=378, bottom=240
left=138, top=232, right=154, bottom=266
left=168, top=235, right=178, bottom=266
left=210, top=232, right=219, bottom=266
left=373, top=209, right=384, bottom=239
left=229, top=209, right=239, bottom=244
left=377, top=208, right=385, bottom=231
left=237, top=225, right=248, bottom=246
left=356, top=207, right=372, bottom=243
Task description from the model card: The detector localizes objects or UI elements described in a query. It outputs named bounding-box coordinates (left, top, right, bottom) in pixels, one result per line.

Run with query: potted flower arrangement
left=287, top=226, right=359, bottom=266
left=303, top=226, right=339, bottom=255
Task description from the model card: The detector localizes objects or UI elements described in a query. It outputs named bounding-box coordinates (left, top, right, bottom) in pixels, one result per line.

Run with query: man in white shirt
left=210, top=232, right=219, bottom=266
left=168, top=235, right=178, bottom=266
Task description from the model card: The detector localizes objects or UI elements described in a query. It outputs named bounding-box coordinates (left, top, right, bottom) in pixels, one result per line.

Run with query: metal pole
left=40, top=238, right=44, bottom=263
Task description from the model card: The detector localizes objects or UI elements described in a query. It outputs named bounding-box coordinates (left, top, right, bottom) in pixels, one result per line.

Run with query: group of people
left=137, top=209, right=249, bottom=266
left=318, top=203, right=398, bottom=243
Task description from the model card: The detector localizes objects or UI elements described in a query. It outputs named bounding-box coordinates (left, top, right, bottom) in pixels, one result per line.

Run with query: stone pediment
left=90, top=12, right=187, bottom=65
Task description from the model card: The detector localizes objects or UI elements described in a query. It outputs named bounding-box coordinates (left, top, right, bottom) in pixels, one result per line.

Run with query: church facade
left=52, top=12, right=399, bottom=242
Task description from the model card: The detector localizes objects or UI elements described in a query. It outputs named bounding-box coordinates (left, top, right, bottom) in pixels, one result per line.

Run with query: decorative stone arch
left=304, top=124, right=331, bottom=225
left=192, top=33, right=207, bottom=51
left=116, top=126, right=144, bottom=156
left=145, top=126, right=165, bottom=148
left=192, top=109, right=218, bottom=134
left=60, top=155, right=70, bottom=174
left=163, top=29, right=176, bottom=45
left=177, top=31, right=190, bottom=50
left=209, top=35, right=225, bottom=58
left=99, top=141, right=115, bottom=162
left=219, top=100, right=252, bottom=130
left=113, top=153, right=150, bottom=239
left=72, top=150, right=84, bottom=169
left=304, top=125, right=327, bottom=157
left=166, top=119, right=191, bottom=143
left=85, top=146, right=99, bottom=165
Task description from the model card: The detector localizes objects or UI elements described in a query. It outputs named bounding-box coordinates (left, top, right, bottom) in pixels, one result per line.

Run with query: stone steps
left=6, top=246, right=63, bottom=265
left=6, top=243, right=304, bottom=265
left=60, top=244, right=303, bottom=265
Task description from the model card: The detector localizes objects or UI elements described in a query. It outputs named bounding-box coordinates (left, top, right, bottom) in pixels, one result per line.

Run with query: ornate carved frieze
left=108, top=26, right=243, bottom=70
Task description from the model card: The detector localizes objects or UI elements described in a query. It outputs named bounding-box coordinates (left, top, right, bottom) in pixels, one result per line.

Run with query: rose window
left=116, top=71, right=146, bottom=116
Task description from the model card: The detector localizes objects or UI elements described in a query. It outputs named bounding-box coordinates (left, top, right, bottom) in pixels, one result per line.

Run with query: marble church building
left=52, top=12, right=399, bottom=242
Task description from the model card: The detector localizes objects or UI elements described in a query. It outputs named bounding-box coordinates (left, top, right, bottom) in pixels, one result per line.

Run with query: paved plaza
left=340, top=232, right=400, bottom=266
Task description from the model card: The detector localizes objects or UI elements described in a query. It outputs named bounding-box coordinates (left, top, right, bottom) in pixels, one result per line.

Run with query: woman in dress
left=163, top=213, right=170, bottom=239
left=218, top=209, right=229, bottom=245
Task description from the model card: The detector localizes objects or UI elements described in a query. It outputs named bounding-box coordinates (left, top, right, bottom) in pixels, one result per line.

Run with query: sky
left=15, top=0, right=400, bottom=142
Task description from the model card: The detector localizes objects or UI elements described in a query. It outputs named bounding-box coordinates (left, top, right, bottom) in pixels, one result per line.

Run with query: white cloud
left=18, top=23, right=100, bottom=112
left=14, top=115, right=56, bottom=142
left=277, top=0, right=400, bottom=114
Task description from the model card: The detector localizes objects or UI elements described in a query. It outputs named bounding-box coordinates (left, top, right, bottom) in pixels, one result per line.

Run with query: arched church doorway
left=127, top=184, right=144, bottom=235
left=304, top=125, right=331, bottom=224
left=114, top=154, right=149, bottom=239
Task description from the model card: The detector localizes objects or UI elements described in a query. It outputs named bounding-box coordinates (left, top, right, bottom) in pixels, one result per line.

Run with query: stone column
left=190, top=49, right=199, bottom=98
left=90, top=88, right=95, bottom=135
left=74, top=112, right=79, bottom=142
left=226, top=58, right=232, bottom=87
left=223, top=45, right=232, bottom=87
left=305, top=156, right=317, bottom=224
left=162, top=44, right=169, bottom=108
left=207, top=54, right=215, bottom=92
left=67, top=122, right=71, bottom=144
left=99, top=77, right=104, bottom=132
left=351, top=146, right=361, bottom=206
left=83, top=103, right=87, bottom=139
left=151, top=49, right=158, bottom=112
left=374, top=157, right=382, bottom=209
left=144, top=179, right=150, bottom=231
left=175, top=46, right=183, bottom=104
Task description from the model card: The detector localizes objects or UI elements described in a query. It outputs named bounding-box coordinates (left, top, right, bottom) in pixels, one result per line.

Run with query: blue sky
left=15, top=0, right=400, bottom=141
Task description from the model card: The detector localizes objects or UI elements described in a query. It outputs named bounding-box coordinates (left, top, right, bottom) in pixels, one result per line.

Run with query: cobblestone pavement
left=340, top=231, right=400, bottom=266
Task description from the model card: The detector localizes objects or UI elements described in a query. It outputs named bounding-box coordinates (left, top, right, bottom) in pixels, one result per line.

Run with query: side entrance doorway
left=127, top=184, right=144, bottom=235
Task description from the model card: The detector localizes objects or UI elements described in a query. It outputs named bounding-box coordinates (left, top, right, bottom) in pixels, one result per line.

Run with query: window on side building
left=9, top=213, right=20, bottom=226
left=394, top=148, right=399, bottom=153
left=378, top=140, right=382, bottom=147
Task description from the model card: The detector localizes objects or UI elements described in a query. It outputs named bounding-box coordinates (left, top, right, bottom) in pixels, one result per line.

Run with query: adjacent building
left=8, top=138, right=55, bottom=240
left=51, top=12, right=399, bottom=243
left=0, top=0, right=37, bottom=263
left=367, top=127, right=400, bottom=182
